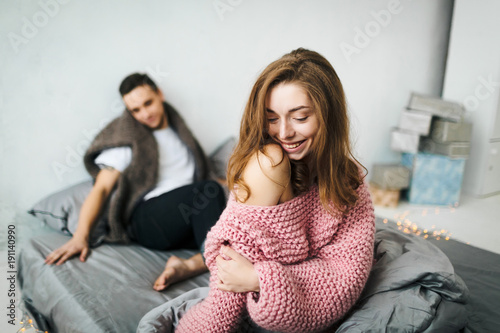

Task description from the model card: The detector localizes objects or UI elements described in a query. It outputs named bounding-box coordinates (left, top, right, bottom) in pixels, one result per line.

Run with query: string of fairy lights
left=381, top=202, right=470, bottom=244
left=15, top=302, right=47, bottom=333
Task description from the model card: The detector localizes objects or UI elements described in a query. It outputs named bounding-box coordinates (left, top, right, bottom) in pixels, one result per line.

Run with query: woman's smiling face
left=266, top=82, right=319, bottom=161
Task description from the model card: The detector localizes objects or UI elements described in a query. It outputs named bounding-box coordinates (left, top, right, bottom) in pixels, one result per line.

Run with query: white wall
left=442, top=0, right=500, bottom=196
left=0, top=0, right=453, bottom=213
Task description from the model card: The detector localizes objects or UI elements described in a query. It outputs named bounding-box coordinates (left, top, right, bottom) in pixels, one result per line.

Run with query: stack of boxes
left=369, top=164, right=411, bottom=207
left=370, top=92, right=472, bottom=207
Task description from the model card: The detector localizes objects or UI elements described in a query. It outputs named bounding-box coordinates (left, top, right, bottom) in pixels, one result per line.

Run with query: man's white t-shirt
left=94, top=126, right=196, bottom=200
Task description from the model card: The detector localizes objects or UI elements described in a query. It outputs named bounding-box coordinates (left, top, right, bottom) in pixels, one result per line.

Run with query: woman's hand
left=45, top=235, right=89, bottom=265
left=216, top=246, right=260, bottom=293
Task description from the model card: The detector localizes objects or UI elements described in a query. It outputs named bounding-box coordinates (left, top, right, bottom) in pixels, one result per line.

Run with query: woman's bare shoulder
left=239, top=143, right=291, bottom=206
left=257, top=143, right=290, bottom=180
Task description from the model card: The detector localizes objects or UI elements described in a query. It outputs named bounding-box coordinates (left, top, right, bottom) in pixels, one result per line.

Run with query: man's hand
left=44, top=168, right=120, bottom=266
left=216, top=246, right=260, bottom=293
left=45, top=235, right=89, bottom=265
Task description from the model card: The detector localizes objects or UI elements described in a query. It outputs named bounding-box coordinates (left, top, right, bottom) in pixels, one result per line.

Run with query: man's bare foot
left=153, top=254, right=207, bottom=291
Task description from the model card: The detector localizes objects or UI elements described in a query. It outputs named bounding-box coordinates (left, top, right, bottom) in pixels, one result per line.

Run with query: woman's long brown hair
left=227, top=48, right=366, bottom=212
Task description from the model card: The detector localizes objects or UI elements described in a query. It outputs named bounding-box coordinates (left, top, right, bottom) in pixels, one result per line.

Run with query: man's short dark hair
left=119, top=73, right=158, bottom=96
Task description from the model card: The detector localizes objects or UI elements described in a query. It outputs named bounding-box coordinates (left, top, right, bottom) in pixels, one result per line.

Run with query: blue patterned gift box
left=401, top=153, right=466, bottom=206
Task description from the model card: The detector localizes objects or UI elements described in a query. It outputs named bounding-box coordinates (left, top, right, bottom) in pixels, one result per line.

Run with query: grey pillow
left=28, top=180, right=107, bottom=245
left=209, top=136, right=236, bottom=179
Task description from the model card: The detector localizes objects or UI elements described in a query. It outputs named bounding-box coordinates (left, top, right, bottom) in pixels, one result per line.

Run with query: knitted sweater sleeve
left=176, top=272, right=247, bottom=333
left=176, top=219, right=249, bottom=333
left=247, top=182, right=375, bottom=333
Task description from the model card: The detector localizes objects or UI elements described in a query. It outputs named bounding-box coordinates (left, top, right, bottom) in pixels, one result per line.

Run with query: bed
left=17, top=208, right=500, bottom=333
left=18, top=231, right=210, bottom=333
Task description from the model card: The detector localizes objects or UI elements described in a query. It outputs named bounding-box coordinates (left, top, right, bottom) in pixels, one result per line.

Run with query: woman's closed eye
left=295, top=117, right=309, bottom=122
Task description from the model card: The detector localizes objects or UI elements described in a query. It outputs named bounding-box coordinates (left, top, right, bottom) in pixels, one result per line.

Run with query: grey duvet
left=136, top=222, right=469, bottom=332
left=336, top=224, right=469, bottom=332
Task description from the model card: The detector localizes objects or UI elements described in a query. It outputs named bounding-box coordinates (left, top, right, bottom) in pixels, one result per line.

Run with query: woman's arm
left=45, top=168, right=120, bottom=265
left=214, top=143, right=293, bottom=292
left=236, top=143, right=293, bottom=206
left=177, top=144, right=294, bottom=332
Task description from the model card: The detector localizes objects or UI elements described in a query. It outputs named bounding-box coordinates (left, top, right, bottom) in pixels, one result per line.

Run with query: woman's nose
left=279, top=121, right=294, bottom=140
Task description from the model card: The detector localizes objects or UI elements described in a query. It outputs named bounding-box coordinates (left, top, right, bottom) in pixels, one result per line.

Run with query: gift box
left=371, top=164, right=411, bottom=190
left=368, top=182, right=401, bottom=208
left=408, top=92, right=465, bottom=122
left=430, top=119, right=472, bottom=143
left=419, top=138, right=470, bottom=159
left=391, top=129, right=420, bottom=153
left=401, top=152, right=466, bottom=206
left=398, top=109, right=433, bottom=135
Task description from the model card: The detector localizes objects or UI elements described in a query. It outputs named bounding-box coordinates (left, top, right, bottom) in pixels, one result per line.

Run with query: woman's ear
left=157, top=88, right=165, bottom=101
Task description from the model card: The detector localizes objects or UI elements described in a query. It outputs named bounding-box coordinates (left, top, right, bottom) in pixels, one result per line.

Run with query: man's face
left=123, top=85, right=167, bottom=129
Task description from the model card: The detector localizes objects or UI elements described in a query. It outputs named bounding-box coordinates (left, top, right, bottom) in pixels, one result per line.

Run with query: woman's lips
left=280, top=140, right=305, bottom=152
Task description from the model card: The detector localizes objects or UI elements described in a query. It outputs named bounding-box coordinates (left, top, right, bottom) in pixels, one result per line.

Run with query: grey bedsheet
left=18, top=232, right=209, bottom=333
left=137, top=221, right=469, bottom=333
left=426, top=232, right=500, bottom=333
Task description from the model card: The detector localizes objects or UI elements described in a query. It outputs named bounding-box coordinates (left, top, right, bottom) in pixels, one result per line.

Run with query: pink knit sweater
left=176, top=182, right=375, bottom=333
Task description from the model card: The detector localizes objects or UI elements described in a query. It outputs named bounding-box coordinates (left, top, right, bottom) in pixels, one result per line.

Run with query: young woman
left=176, top=48, right=375, bottom=332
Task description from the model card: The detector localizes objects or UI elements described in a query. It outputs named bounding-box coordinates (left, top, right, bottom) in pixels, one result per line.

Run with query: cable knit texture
left=176, top=182, right=375, bottom=333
